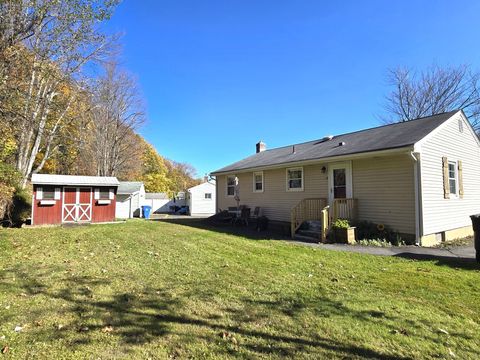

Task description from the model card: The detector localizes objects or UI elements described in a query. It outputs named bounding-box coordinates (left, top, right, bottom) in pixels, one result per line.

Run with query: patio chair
left=239, top=207, right=251, bottom=226
left=251, top=207, right=261, bottom=219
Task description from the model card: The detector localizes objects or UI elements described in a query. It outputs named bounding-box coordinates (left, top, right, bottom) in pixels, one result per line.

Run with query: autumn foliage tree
left=0, top=1, right=201, bottom=223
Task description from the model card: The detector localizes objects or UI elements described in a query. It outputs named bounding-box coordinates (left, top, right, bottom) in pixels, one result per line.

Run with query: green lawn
left=0, top=220, right=479, bottom=359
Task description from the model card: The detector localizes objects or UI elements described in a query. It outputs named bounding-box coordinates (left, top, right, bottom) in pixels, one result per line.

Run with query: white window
left=42, top=189, right=56, bottom=200
left=205, top=193, right=212, bottom=199
left=99, top=189, right=110, bottom=200
left=95, top=188, right=114, bottom=201
left=253, top=171, right=264, bottom=192
left=226, top=175, right=236, bottom=196
left=286, top=167, right=303, bottom=191
left=448, top=161, right=458, bottom=197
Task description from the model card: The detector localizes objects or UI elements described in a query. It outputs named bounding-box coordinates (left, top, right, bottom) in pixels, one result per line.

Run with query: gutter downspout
left=411, top=152, right=423, bottom=245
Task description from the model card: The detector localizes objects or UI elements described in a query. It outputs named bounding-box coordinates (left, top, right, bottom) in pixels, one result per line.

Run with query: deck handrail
left=331, top=198, right=357, bottom=222
left=290, top=198, right=328, bottom=240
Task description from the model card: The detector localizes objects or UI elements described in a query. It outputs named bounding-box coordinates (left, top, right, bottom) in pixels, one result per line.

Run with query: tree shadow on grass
left=153, top=218, right=479, bottom=271
left=393, top=252, right=479, bottom=271
left=151, top=217, right=291, bottom=242
left=0, top=266, right=427, bottom=359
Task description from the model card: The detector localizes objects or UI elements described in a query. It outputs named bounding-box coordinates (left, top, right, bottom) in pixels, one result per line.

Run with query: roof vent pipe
left=339, top=141, right=346, bottom=146
left=292, top=145, right=296, bottom=154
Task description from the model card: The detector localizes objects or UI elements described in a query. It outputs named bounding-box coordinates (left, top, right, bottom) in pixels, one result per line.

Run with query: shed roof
left=188, top=180, right=216, bottom=192
left=117, top=181, right=144, bottom=195
left=31, top=174, right=120, bottom=187
left=145, top=192, right=169, bottom=200
left=211, top=111, right=458, bottom=174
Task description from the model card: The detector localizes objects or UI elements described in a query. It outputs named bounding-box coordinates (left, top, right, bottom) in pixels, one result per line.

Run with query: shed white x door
left=63, top=187, right=92, bottom=223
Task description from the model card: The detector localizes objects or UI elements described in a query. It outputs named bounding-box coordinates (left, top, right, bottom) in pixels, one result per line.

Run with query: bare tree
left=0, top=0, right=48, bottom=52
left=383, top=64, right=480, bottom=133
left=90, top=62, right=145, bottom=177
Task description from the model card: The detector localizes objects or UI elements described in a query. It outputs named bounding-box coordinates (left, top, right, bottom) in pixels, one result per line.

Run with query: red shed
left=31, top=174, right=120, bottom=225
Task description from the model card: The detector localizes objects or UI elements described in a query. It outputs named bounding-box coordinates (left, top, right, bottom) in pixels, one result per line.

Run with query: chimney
left=203, top=174, right=209, bottom=183
left=256, top=141, right=266, bottom=153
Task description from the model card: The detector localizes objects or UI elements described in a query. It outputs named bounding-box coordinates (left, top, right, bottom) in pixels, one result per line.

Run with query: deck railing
left=331, top=198, right=357, bottom=222
left=290, top=198, right=328, bottom=240
left=291, top=198, right=357, bottom=241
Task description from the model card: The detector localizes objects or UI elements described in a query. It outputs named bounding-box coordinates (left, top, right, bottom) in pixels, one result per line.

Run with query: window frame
left=42, top=189, right=56, bottom=200
left=99, top=189, right=110, bottom=200
left=226, top=175, right=236, bottom=197
left=253, top=171, right=264, bottom=193
left=205, top=193, right=212, bottom=200
left=448, top=161, right=459, bottom=198
left=286, top=167, right=304, bottom=192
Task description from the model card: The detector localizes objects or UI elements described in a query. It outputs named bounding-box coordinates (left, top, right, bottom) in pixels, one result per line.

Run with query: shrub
left=331, top=218, right=350, bottom=229
left=353, top=220, right=404, bottom=246
left=0, top=183, right=15, bottom=220
left=10, top=187, right=32, bottom=227
left=357, top=238, right=392, bottom=247
left=0, top=163, right=31, bottom=227
left=0, top=164, right=22, bottom=224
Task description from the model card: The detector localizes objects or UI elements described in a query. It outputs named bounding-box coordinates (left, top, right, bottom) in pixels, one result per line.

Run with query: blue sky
left=103, top=0, right=480, bottom=177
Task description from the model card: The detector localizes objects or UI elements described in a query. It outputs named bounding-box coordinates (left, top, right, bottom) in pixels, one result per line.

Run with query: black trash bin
left=470, top=214, right=480, bottom=263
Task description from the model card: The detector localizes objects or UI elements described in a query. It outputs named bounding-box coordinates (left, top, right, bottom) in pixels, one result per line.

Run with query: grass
left=0, top=219, right=479, bottom=359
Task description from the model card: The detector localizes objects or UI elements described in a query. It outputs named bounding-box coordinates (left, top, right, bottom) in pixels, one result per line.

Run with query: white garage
left=187, top=180, right=216, bottom=216
left=115, top=182, right=145, bottom=219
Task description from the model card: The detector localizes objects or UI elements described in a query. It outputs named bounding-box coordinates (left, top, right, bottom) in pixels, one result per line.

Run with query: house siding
left=216, top=154, right=416, bottom=235
left=216, top=164, right=328, bottom=222
left=419, top=113, right=480, bottom=237
left=352, top=155, right=416, bottom=235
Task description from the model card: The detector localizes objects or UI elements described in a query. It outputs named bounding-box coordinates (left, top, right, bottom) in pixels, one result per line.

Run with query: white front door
left=328, top=162, right=353, bottom=205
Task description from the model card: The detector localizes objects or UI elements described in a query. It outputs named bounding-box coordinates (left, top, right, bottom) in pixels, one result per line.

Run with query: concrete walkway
left=293, top=241, right=476, bottom=260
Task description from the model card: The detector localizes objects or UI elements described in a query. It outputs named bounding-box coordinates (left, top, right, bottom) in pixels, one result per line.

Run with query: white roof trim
left=31, top=174, right=120, bottom=186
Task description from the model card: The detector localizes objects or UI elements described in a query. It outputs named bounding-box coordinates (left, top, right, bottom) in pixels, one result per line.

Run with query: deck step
left=297, top=229, right=322, bottom=239
left=294, top=233, right=320, bottom=243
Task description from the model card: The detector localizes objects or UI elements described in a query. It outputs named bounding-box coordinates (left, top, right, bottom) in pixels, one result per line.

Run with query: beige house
left=211, top=110, right=480, bottom=246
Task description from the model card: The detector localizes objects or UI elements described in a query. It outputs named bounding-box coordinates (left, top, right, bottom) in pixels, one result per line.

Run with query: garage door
left=116, top=196, right=131, bottom=219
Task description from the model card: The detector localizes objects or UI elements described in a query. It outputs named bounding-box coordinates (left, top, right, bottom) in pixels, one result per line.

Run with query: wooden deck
left=291, top=198, right=357, bottom=241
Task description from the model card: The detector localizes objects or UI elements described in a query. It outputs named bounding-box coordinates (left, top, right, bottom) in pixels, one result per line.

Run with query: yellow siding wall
left=216, top=164, right=328, bottom=222
left=216, top=154, right=416, bottom=236
left=352, top=154, right=416, bottom=235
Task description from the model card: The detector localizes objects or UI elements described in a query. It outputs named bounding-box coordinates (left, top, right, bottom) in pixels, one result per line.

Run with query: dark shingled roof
left=212, top=111, right=458, bottom=174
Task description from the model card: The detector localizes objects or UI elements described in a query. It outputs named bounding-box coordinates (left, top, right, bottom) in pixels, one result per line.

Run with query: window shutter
left=109, top=189, right=114, bottom=200
left=36, top=187, right=43, bottom=200
left=94, top=188, right=100, bottom=200
left=458, top=160, right=464, bottom=198
left=442, top=157, right=450, bottom=199
left=54, top=188, right=61, bottom=200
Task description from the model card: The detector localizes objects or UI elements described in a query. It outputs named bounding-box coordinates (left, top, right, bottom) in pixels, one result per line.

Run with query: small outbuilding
left=31, top=174, right=120, bottom=225
left=116, top=181, right=145, bottom=219
left=186, top=180, right=216, bottom=216
left=144, top=192, right=171, bottom=213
